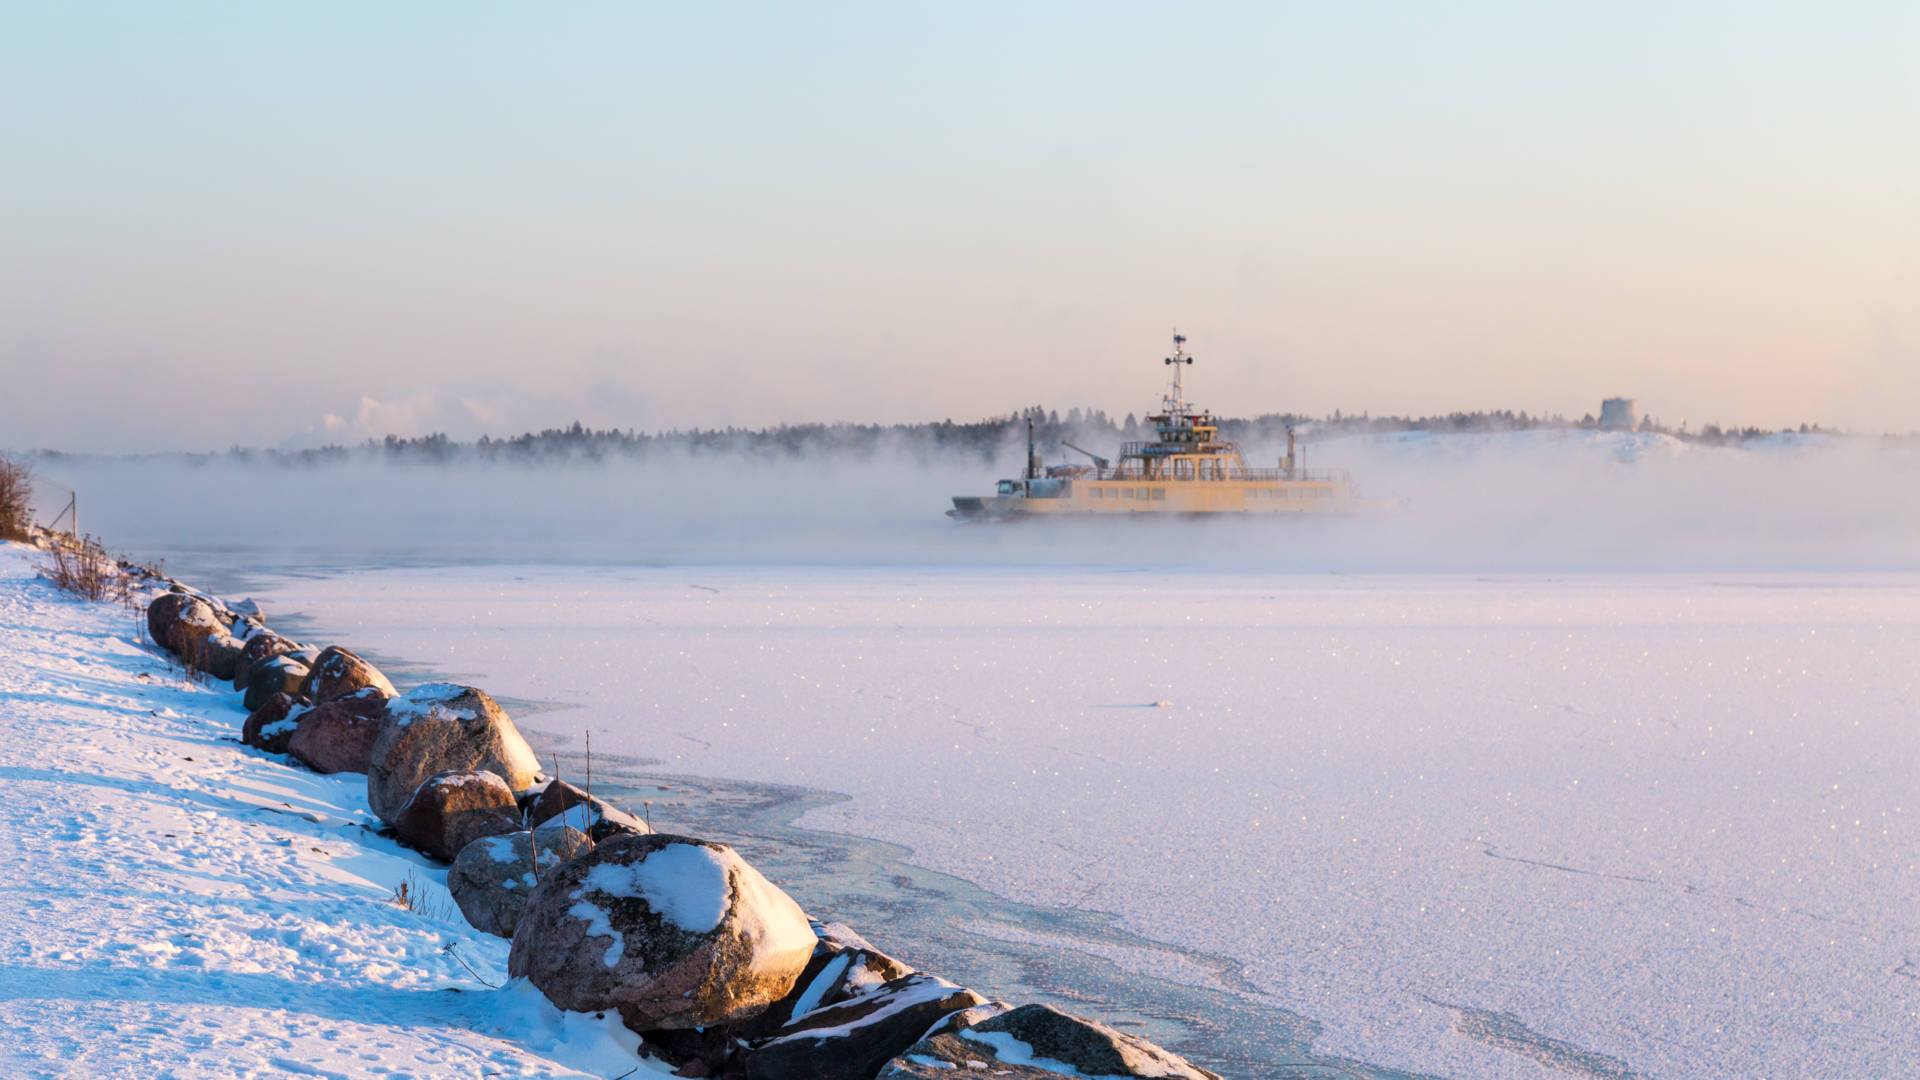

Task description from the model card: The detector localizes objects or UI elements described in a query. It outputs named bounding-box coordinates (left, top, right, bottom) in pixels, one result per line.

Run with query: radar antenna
left=1163, top=331, right=1193, bottom=414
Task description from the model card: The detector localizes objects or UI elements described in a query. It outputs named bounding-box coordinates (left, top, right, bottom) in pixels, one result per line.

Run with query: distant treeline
left=28, top=407, right=1876, bottom=468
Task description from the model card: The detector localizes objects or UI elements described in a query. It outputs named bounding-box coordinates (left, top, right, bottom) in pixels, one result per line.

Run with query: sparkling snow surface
left=254, top=564, right=1920, bottom=1079
left=0, top=546, right=668, bottom=1079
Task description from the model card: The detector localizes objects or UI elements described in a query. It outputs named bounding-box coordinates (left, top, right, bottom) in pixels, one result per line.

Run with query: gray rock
left=391, top=769, right=524, bottom=862
left=881, top=1003, right=1221, bottom=1080
left=507, top=833, right=815, bottom=1030
left=242, top=654, right=310, bottom=713
left=240, top=693, right=302, bottom=755
left=447, top=825, right=593, bottom=937
left=286, top=686, right=390, bottom=774
left=745, top=974, right=990, bottom=1080
left=299, top=645, right=397, bottom=704
left=365, top=683, right=539, bottom=824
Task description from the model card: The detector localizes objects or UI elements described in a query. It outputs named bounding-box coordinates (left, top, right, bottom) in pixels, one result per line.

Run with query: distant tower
left=1599, top=397, right=1638, bottom=431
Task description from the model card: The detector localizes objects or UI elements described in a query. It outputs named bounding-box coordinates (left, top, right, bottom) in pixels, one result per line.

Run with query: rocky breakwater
left=144, top=582, right=1225, bottom=1080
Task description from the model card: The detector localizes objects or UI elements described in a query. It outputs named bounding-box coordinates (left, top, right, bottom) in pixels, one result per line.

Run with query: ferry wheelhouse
left=950, top=334, right=1393, bottom=520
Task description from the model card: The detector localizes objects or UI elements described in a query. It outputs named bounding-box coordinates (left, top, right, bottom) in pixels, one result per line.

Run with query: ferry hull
left=949, top=493, right=1401, bottom=521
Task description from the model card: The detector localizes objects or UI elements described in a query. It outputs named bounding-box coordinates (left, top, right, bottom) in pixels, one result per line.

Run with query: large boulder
left=162, top=598, right=225, bottom=661
left=880, top=1004, right=1221, bottom=1080
left=145, top=593, right=192, bottom=649
left=365, top=683, right=540, bottom=823
left=507, top=834, right=815, bottom=1030
left=300, top=646, right=396, bottom=703
left=286, top=686, right=391, bottom=774
left=240, top=693, right=302, bottom=755
left=232, top=633, right=298, bottom=691
left=447, top=825, right=593, bottom=937
left=242, top=654, right=310, bottom=713
left=391, top=770, right=524, bottom=862
left=745, top=974, right=991, bottom=1080
left=523, top=779, right=653, bottom=841
left=192, top=633, right=246, bottom=682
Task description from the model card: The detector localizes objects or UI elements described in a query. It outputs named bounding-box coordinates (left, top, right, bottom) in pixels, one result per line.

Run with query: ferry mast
left=1163, top=332, right=1193, bottom=415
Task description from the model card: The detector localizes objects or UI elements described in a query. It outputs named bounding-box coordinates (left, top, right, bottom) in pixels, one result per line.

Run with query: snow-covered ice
left=250, top=562, right=1920, bottom=1080
left=0, top=544, right=669, bottom=1079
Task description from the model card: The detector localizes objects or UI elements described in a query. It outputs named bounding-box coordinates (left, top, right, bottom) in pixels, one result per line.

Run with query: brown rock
left=286, top=686, right=391, bottom=774
left=299, top=645, right=397, bottom=704
left=507, top=834, right=815, bottom=1030
left=524, top=779, right=653, bottom=841
left=391, top=770, right=524, bottom=862
left=193, top=633, right=246, bottom=682
left=241, top=693, right=303, bottom=755
left=242, top=655, right=310, bottom=713
left=365, top=683, right=539, bottom=823
left=232, top=633, right=297, bottom=691
left=166, top=598, right=225, bottom=661
left=145, top=593, right=192, bottom=650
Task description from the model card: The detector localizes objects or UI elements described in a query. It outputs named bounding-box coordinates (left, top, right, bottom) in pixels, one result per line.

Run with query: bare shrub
left=38, top=534, right=136, bottom=604
left=0, top=455, right=30, bottom=543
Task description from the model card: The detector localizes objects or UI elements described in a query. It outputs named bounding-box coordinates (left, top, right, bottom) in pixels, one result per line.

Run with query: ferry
left=950, top=334, right=1397, bottom=521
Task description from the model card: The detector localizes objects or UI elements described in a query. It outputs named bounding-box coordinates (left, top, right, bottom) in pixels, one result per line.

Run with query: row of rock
left=145, top=584, right=1223, bottom=1080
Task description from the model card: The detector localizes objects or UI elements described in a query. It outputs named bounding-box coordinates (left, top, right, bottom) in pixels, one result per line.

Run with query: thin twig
left=443, top=942, right=499, bottom=988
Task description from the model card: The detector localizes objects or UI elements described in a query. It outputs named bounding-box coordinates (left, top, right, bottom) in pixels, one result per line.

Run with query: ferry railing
left=1096, top=465, right=1350, bottom=483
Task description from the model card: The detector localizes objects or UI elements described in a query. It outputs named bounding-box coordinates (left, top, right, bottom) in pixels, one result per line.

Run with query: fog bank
left=27, top=430, right=1920, bottom=574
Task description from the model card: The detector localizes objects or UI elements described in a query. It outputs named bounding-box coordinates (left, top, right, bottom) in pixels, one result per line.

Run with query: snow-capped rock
left=523, top=779, right=653, bottom=841
left=365, top=683, right=538, bottom=823
left=229, top=631, right=297, bottom=690
left=507, top=833, right=815, bottom=1030
left=299, top=645, right=396, bottom=704
left=745, top=973, right=990, bottom=1080
left=391, top=769, right=523, bottom=862
left=240, top=692, right=301, bottom=754
left=882, top=1003, right=1220, bottom=1079
left=241, top=653, right=309, bottom=713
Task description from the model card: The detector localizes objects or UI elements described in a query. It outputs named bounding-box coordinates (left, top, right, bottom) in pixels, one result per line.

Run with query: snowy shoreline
left=0, top=541, right=654, bottom=1078
left=17, top=531, right=1918, bottom=1079
left=1, top=541, right=1249, bottom=1079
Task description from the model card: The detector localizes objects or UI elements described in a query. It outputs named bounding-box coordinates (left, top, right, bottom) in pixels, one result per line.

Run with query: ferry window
left=1136, top=488, right=1149, bottom=500
left=997, top=481, right=1015, bottom=495
left=1241, top=489, right=1254, bottom=500
left=1121, top=487, right=1134, bottom=498
left=1152, top=488, right=1166, bottom=501
left=1090, top=487, right=1103, bottom=499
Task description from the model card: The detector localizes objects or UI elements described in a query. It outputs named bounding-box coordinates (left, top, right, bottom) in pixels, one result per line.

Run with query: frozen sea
left=42, top=431, right=1920, bottom=1078
left=223, top=564, right=1917, bottom=1080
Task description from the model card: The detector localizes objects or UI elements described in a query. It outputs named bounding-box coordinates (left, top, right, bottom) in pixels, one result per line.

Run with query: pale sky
left=3, top=2, right=1917, bottom=452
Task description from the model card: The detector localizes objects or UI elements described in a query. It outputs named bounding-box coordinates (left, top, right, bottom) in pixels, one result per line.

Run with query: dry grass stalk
left=38, top=533, right=137, bottom=604
left=390, top=868, right=452, bottom=921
